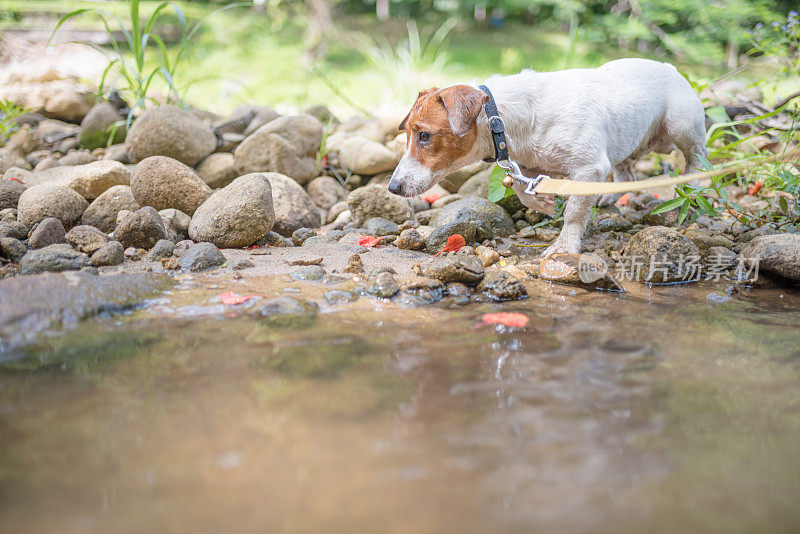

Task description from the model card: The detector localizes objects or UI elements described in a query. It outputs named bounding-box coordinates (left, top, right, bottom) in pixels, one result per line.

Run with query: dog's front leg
left=542, top=163, right=608, bottom=257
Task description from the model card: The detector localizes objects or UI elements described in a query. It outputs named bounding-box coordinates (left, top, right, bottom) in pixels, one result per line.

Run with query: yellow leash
left=515, top=148, right=799, bottom=197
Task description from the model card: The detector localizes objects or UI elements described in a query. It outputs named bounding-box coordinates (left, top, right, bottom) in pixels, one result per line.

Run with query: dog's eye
left=419, top=132, right=431, bottom=144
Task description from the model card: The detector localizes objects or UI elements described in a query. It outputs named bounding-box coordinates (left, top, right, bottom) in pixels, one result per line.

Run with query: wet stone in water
left=424, top=255, right=485, bottom=285
left=20, top=244, right=90, bottom=274
left=367, top=272, right=400, bottom=298
left=290, top=265, right=326, bottom=281
left=477, top=270, right=528, bottom=301
left=256, top=296, right=318, bottom=328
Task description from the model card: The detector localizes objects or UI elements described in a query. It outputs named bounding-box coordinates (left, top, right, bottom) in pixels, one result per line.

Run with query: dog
left=388, top=58, right=708, bottom=256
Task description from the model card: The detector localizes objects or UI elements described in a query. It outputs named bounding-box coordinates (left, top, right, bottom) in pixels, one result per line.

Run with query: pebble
left=290, top=265, right=326, bottom=281
left=144, top=239, right=175, bottom=261
left=424, top=255, right=485, bottom=285
left=367, top=272, right=400, bottom=298
left=28, top=217, right=66, bottom=249
left=396, top=228, right=425, bottom=250
left=20, top=243, right=90, bottom=274
left=0, top=237, right=26, bottom=263
left=65, top=225, right=109, bottom=254
left=179, top=242, right=226, bottom=272
left=91, top=240, right=124, bottom=267
left=477, top=271, right=528, bottom=301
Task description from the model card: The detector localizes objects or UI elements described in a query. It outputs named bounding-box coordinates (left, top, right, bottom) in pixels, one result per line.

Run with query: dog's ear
left=438, top=85, right=488, bottom=137
left=399, top=87, right=440, bottom=130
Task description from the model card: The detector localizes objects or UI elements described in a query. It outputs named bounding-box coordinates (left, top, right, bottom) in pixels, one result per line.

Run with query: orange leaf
left=748, top=180, right=763, bottom=195
left=482, top=312, right=529, bottom=328
left=434, top=234, right=466, bottom=256
left=422, top=193, right=441, bottom=204
left=358, top=235, right=382, bottom=248
left=220, top=291, right=258, bottom=305
left=7, top=177, right=25, bottom=184
left=615, top=193, right=629, bottom=206
left=653, top=193, right=659, bottom=199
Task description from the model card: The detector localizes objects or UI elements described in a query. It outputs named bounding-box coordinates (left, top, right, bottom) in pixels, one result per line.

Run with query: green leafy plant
left=0, top=99, right=26, bottom=142
left=49, top=0, right=246, bottom=122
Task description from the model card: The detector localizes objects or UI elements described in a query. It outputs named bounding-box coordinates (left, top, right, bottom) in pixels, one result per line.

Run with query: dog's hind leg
left=597, top=161, right=635, bottom=207
left=543, top=161, right=610, bottom=257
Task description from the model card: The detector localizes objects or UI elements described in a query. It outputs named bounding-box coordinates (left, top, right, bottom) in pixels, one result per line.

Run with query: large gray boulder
left=125, top=105, right=217, bottom=166
left=80, top=184, right=140, bottom=233
left=188, top=173, right=275, bottom=248
left=17, top=184, right=88, bottom=229
left=234, top=114, right=323, bottom=185
left=738, top=233, right=800, bottom=283
left=347, top=184, right=412, bottom=227
left=130, top=156, right=212, bottom=215
left=432, top=197, right=514, bottom=238
left=262, top=172, right=321, bottom=236
left=24, top=160, right=130, bottom=200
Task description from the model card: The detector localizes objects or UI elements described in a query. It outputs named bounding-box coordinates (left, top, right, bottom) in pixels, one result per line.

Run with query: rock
left=364, top=217, right=399, bottom=236
left=396, top=228, right=425, bottom=250
left=256, top=297, right=318, bottom=328
left=78, top=102, right=125, bottom=150
left=0, top=208, right=16, bottom=223
left=538, top=253, right=618, bottom=290
left=476, top=245, right=500, bottom=267
left=124, top=247, right=146, bottom=261
left=0, top=150, right=30, bottom=173
left=26, top=160, right=130, bottom=200
left=337, top=136, right=399, bottom=175
left=348, top=185, right=412, bottom=227
left=425, top=222, right=477, bottom=255
left=4, top=125, right=42, bottom=156
left=17, top=184, right=88, bottom=229
left=290, top=265, right=326, bottom=281
left=594, top=212, right=632, bottom=233
left=0, top=179, right=28, bottom=210
left=20, top=244, right=90, bottom=274
left=330, top=210, right=352, bottom=230
left=130, top=156, right=212, bottom=215
left=705, top=246, right=737, bottom=270
left=477, top=271, right=527, bottom=301
left=643, top=201, right=679, bottom=226
left=91, top=240, right=124, bottom=266
left=261, top=172, right=321, bottom=236
left=230, top=105, right=281, bottom=136
left=683, top=229, right=735, bottom=257
left=155, top=208, right=189, bottom=242
left=58, top=151, right=97, bottom=167
left=432, top=198, right=514, bottom=238
left=114, top=206, right=168, bottom=249
left=291, top=227, right=317, bottom=246
left=736, top=226, right=779, bottom=243
left=327, top=200, right=349, bottom=223
left=80, top=185, right=140, bottom=233
left=0, top=237, right=26, bottom=262
left=0, top=221, right=28, bottom=240
left=343, top=254, right=364, bottom=274
left=196, top=152, right=237, bottom=189
left=303, top=105, right=337, bottom=124
left=234, top=114, right=323, bottom=185
left=256, top=231, right=290, bottom=247
left=367, top=272, right=400, bottom=298
left=65, top=224, right=109, bottom=254
left=188, top=173, right=274, bottom=248
left=125, top=105, right=217, bottom=166
left=424, top=255, right=485, bottom=285
left=144, top=239, right=175, bottom=261
left=179, top=242, right=226, bottom=272
left=738, top=234, right=800, bottom=283
left=306, top=176, right=348, bottom=210
left=230, top=257, right=255, bottom=270
left=622, top=226, right=702, bottom=283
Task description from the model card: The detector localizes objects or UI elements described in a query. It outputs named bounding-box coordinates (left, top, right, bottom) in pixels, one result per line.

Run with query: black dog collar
left=479, top=85, right=509, bottom=165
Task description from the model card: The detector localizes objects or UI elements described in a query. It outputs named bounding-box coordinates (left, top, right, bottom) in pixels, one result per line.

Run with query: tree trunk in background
left=303, top=0, right=332, bottom=65
left=377, top=0, right=389, bottom=21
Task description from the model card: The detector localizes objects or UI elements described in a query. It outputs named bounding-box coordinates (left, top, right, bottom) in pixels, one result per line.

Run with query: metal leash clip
left=499, top=160, right=547, bottom=195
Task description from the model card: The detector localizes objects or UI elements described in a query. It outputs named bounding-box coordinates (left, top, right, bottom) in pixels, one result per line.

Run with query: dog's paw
left=597, top=193, right=623, bottom=207
left=541, top=237, right=580, bottom=257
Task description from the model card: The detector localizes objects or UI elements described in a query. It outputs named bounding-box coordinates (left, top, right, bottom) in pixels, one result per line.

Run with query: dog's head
left=388, top=85, right=487, bottom=197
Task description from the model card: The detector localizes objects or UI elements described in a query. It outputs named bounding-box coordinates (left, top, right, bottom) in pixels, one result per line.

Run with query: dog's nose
left=388, top=179, right=402, bottom=195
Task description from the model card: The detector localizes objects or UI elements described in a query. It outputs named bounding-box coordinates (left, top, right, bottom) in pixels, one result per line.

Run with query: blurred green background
left=2, top=0, right=798, bottom=116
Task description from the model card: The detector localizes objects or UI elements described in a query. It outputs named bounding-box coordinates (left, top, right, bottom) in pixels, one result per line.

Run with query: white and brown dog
left=388, top=58, right=707, bottom=256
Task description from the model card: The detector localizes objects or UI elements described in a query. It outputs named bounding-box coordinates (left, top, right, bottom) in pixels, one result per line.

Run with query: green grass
left=0, top=0, right=781, bottom=116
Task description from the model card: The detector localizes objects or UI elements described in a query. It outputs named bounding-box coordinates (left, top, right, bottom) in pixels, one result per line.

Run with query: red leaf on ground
left=220, top=291, right=258, bottom=305
left=615, top=193, right=629, bottom=206
left=358, top=235, right=382, bottom=248
left=7, top=177, right=25, bottom=184
left=243, top=245, right=260, bottom=250
left=482, top=312, right=529, bottom=328
left=653, top=193, right=659, bottom=199
left=434, top=234, right=466, bottom=256
left=422, top=193, right=441, bottom=204
left=748, top=180, right=763, bottom=195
